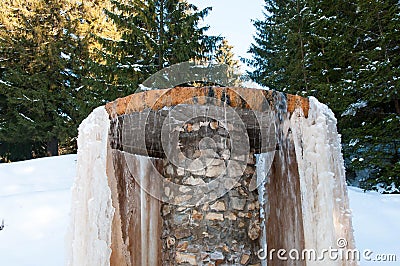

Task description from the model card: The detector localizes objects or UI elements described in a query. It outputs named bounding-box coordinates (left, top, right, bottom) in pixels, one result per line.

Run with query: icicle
left=256, top=153, right=272, bottom=266
left=290, top=97, right=355, bottom=265
left=66, top=107, right=114, bottom=266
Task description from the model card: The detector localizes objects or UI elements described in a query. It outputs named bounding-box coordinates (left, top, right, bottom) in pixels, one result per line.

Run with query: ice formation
left=289, top=97, right=354, bottom=265
left=66, top=107, right=114, bottom=266
left=254, top=96, right=354, bottom=265
left=66, top=89, right=354, bottom=265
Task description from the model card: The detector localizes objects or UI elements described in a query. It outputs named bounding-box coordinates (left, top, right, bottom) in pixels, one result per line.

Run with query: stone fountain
left=66, top=86, right=355, bottom=266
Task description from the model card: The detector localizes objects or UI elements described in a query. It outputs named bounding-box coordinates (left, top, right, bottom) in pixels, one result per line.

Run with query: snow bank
left=348, top=187, right=400, bottom=265
left=0, top=147, right=399, bottom=265
left=0, top=154, right=76, bottom=266
left=65, top=107, right=114, bottom=266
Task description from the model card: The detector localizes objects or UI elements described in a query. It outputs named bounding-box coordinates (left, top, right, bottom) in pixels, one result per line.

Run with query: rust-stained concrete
left=106, top=87, right=309, bottom=158
left=105, top=87, right=309, bottom=118
left=108, top=150, right=163, bottom=266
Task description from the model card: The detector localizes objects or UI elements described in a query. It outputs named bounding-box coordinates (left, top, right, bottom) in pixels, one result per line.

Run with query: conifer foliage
left=249, top=0, right=400, bottom=192
left=215, top=39, right=242, bottom=86
left=0, top=0, right=90, bottom=160
left=96, top=0, right=220, bottom=98
left=0, top=0, right=219, bottom=161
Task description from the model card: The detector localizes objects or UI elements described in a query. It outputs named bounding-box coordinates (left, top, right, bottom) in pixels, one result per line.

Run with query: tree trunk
left=296, top=0, right=309, bottom=91
left=394, top=98, right=400, bottom=114
left=158, top=0, right=164, bottom=70
left=47, top=137, right=59, bottom=156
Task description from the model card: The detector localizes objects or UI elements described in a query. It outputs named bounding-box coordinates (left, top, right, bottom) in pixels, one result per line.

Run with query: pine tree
left=0, top=0, right=92, bottom=160
left=95, top=0, right=220, bottom=98
left=248, top=0, right=357, bottom=106
left=0, top=0, right=220, bottom=161
left=305, top=0, right=358, bottom=112
left=341, top=0, right=400, bottom=191
left=248, top=0, right=312, bottom=94
left=215, top=39, right=242, bottom=86
left=248, top=0, right=400, bottom=192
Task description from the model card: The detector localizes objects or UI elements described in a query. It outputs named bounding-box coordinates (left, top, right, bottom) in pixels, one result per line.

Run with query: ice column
left=66, top=107, right=115, bottom=266
left=290, top=97, right=355, bottom=266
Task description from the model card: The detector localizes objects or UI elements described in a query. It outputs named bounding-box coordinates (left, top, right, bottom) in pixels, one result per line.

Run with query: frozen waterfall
left=66, top=87, right=355, bottom=266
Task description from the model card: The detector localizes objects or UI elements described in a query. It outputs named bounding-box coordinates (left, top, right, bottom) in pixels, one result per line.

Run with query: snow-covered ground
left=0, top=155, right=399, bottom=265
left=348, top=186, right=400, bottom=264
left=0, top=155, right=76, bottom=266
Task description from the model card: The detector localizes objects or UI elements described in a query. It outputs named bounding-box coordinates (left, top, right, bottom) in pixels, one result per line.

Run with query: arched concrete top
left=105, top=87, right=309, bottom=118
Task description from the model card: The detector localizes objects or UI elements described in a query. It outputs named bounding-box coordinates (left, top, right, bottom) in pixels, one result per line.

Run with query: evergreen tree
left=248, top=0, right=400, bottom=192
left=215, top=39, right=242, bottom=86
left=0, top=0, right=91, bottom=160
left=248, top=0, right=312, bottom=94
left=341, top=0, right=400, bottom=191
left=248, top=0, right=357, bottom=107
left=95, top=0, right=220, bottom=98
left=0, top=0, right=220, bottom=161
left=305, top=0, right=358, bottom=112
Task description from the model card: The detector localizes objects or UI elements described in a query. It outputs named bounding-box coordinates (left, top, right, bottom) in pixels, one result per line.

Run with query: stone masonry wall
left=160, top=118, right=262, bottom=266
